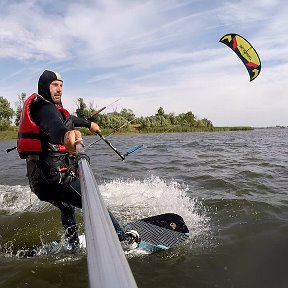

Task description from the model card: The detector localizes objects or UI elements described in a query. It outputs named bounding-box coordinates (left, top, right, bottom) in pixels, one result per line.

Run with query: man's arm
left=31, top=101, right=101, bottom=152
left=64, top=130, right=83, bottom=154
left=31, top=101, right=68, bottom=144
left=67, top=115, right=101, bottom=134
left=68, top=115, right=91, bottom=128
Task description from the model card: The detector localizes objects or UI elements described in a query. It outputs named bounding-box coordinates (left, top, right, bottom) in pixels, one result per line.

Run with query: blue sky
left=0, top=0, right=287, bottom=127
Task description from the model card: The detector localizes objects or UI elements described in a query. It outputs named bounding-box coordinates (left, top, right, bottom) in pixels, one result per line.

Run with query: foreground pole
left=76, top=142, right=138, bottom=288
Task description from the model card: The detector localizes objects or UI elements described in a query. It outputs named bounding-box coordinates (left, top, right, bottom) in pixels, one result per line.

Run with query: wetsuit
left=22, top=70, right=124, bottom=248
left=21, top=70, right=92, bottom=247
left=26, top=101, right=90, bottom=247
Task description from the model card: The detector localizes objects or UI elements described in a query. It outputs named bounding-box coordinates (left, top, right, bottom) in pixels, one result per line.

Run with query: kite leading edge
left=219, top=33, right=261, bottom=81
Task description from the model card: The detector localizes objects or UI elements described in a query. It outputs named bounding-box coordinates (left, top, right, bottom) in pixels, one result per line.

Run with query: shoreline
left=0, top=126, right=256, bottom=141
left=2, top=126, right=287, bottom=141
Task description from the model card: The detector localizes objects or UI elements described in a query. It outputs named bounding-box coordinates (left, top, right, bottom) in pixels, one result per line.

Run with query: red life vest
left=17, top=93, right=70, bottom=159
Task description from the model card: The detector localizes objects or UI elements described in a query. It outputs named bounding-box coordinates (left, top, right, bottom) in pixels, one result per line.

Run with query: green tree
left=155, top=115, right=170, bottom=126
left=142, top=118, right=151, bottom=128
left=75, top=98, right=90, bottom=119
left=0, top=96, right=14, bottom=130
left=177, top=111, right=195, bottom=127
left=201, top=118, right=213, bottom=127
left=184, top=111, right=195, bottom=126
left=156, top=107, right=165, bottom=116
left=120, top=108, right=135, bottom=121
left=72, top=98, right=215, bottom=132
left=14, top=92, right=26, bottom=126
left=168, top=113, right=178, bottom=125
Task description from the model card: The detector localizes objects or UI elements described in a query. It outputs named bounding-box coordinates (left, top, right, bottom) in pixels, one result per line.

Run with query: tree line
left=76, top=98, right=214, bottom=133
left=0, top=93, right=252, bottom=134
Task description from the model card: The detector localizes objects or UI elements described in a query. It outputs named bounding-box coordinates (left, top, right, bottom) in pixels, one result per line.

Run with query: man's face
left=49, top=80, right=63, bottom=104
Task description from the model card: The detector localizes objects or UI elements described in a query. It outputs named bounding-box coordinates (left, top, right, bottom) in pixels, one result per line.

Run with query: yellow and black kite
left=219, top=33, right=261, bottom=81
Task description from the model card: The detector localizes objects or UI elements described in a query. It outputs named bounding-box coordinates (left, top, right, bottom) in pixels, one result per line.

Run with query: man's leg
left=60, top=173, right=127, bottom=243
left=108, top=210, right=125, bottom=241
left=50, top=201, right=79, bottom=248
left=26, top=158, right=80, bottom=248
left=66, top=176, right=125, bottom=241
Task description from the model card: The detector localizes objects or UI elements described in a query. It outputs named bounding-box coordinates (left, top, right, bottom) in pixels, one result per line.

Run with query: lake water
left=1, top=129, right=288, bottom=288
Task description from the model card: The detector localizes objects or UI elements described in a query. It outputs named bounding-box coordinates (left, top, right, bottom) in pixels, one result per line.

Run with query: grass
left=0, top=125, right=254, bottom=140
left=0, top=130, right=18, bottom=140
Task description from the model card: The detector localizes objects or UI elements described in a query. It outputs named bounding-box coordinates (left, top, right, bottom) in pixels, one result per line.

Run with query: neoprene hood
left=38, top=70, right=63, bottom=103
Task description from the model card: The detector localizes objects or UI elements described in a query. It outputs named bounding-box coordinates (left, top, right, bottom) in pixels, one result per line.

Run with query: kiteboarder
left=17, top=70, right=101, bottom=249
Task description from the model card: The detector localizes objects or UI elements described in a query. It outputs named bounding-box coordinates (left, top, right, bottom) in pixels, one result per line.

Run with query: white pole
left=76, top=143, right=138, bottom=288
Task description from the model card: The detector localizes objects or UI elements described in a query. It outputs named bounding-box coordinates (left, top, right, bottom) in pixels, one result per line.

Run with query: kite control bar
left=97, top=132, right=125, bottom=160
left=82, top=99, right=143, bottom=160
left=95, top=132, right=142, bottom=161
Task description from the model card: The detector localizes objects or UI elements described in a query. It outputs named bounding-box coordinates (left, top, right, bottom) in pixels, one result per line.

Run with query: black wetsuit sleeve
left=31, top=102, right=68, bottom=144
left=69, top=115, right=91, bottom=128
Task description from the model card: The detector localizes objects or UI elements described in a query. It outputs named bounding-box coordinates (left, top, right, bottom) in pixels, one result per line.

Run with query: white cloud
left=0, top=0, right=288, bottom=126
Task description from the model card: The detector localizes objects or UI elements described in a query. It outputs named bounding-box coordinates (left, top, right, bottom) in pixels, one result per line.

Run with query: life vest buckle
left=59, top=166, right=69, bottom=173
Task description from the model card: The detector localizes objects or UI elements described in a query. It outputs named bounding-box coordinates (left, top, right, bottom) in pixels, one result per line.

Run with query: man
left=17, top=70, right=101, bottom=248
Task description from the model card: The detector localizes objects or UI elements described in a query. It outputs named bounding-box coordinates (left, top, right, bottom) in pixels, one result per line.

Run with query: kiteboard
left=122, top=212, right=189, bottom=253
left=16, top=213, right=189, bottom=257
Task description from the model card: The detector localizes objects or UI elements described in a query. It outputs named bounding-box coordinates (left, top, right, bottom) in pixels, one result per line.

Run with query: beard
left=51, top=94, right=62, bottom=104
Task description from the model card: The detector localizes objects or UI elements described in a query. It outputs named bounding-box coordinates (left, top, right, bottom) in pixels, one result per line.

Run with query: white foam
left=0, top=176, right=210, bottom=239
left=0, top=184, right=53, bottom=214
left=99, top=175, right=210, bottom=238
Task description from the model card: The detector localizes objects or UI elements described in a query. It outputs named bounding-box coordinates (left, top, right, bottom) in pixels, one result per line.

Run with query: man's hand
left=64, top=130, right=83, bottom=154
left=89, top=122, right=101, bottom=134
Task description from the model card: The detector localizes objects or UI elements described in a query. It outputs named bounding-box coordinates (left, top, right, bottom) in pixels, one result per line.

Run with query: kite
left=219, top=33, right=261, bottom=81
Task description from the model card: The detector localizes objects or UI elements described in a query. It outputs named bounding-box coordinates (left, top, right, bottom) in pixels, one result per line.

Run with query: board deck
left=81, top=213, right=189, bottom=254
left=16, top=213, right=189, bottom=257
left=123, top=213, right=189, bottom=253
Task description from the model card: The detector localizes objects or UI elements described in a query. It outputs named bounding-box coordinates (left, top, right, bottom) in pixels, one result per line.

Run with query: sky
left=0, top=0, right=287, bottom=127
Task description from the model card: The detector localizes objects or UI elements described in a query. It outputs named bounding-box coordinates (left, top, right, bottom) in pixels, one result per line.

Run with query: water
left=1, top=129, right=288, bottom=288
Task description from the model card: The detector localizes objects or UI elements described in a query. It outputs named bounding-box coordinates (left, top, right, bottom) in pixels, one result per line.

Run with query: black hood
left=38, top=70, right=63, bottom=103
